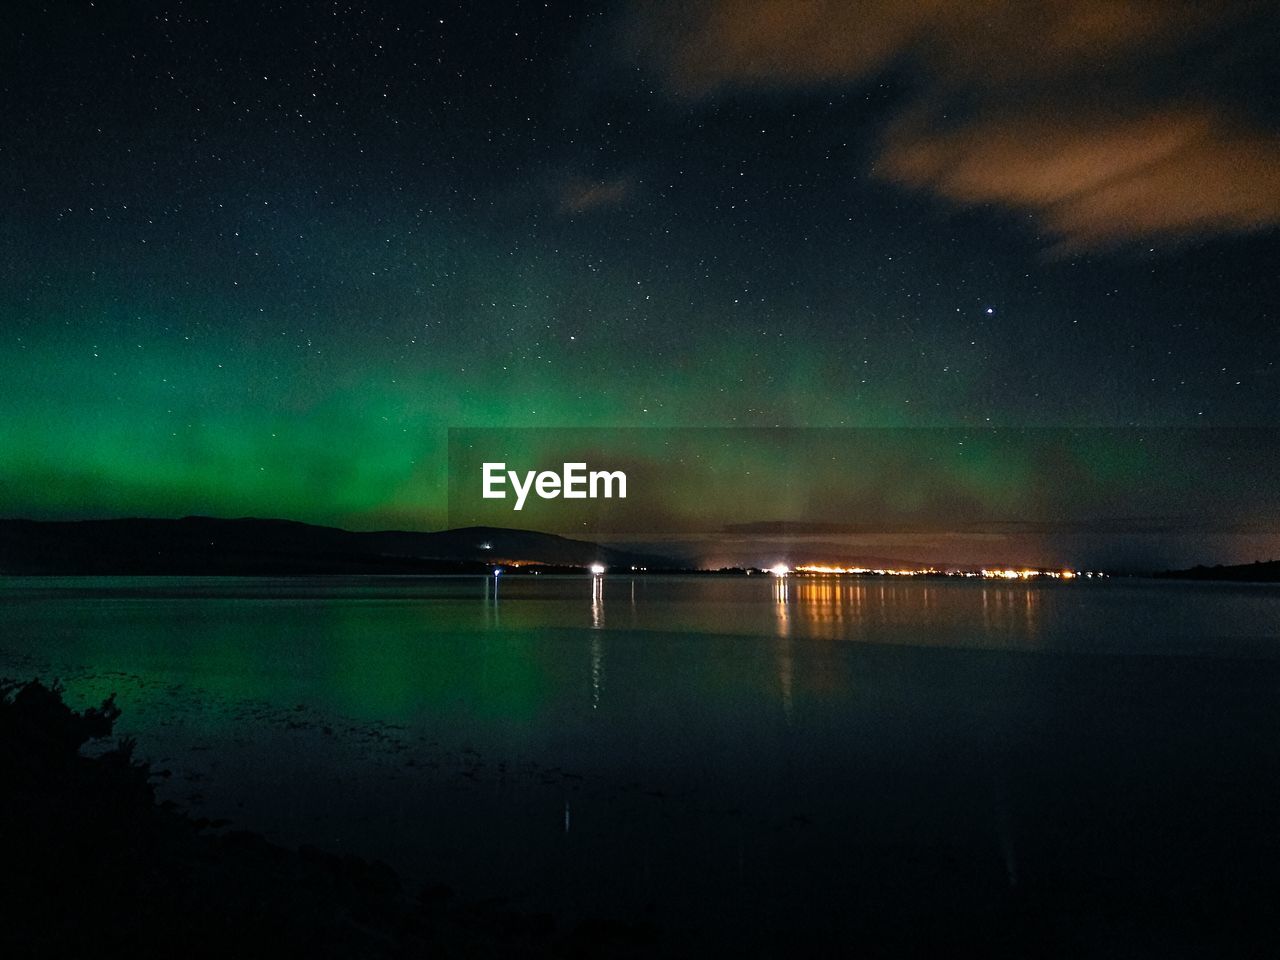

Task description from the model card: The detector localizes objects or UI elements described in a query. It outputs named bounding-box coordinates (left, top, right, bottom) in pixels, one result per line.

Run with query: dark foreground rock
left=0, top=679, right=656, bottom=959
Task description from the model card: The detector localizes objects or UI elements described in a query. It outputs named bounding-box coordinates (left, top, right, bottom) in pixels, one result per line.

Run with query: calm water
left=3, top=574, right=1280, bottom=953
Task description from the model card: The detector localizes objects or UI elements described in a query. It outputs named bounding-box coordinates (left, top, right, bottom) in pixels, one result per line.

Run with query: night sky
left=2, top=1, right=1278, bottom=565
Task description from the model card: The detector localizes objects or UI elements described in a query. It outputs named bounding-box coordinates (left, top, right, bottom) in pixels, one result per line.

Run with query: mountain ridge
left=0, top=516, right=672, bottom=575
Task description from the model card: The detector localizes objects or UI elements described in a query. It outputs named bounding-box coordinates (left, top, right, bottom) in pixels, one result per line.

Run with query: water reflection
left=772, top=577, right=795, bottom=723
left=590, top=573, right=604, bottom=630
left=588, top=575, right=606, bottom=709
left=772, top=576, right=1044, bottom=644
left=483, top=570, right=502, bottom=627
left=2, top=575, right=1274, bottom=954
left=589, top=634, right=604, bottom=711
left=772, top=576, right=790, bottom=637
left=979, top=586, right=1040, bottom=637
left=475, top=573, right=1056, bottom=648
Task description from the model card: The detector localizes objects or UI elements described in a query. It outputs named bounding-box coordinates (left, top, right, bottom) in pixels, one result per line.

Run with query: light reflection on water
left=2, top=571, right=1272, bottom=652
left=2, top=574, right=1280, bottom=947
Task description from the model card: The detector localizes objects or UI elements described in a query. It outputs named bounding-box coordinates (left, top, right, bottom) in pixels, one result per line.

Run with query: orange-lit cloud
left=878, top=108, right=1280, bottom=249
left=626, top=0, right=1280, bottom=247
left=626, top=0, right=936, bottom=95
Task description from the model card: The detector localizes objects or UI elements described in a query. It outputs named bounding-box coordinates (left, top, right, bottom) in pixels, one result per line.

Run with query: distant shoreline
left=1156, top=559, right=1280, bottom=583
left=4, top=515, right=1274, bottom=581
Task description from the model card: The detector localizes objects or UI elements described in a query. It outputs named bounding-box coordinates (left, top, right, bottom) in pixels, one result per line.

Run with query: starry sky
left=2, top=1, right=1278, bottom=566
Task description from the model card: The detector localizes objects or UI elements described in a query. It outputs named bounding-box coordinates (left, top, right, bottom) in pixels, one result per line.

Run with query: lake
left=3, top=574, right=1279, bottom=954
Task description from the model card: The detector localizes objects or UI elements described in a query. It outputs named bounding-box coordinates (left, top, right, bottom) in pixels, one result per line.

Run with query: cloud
left=626, top=0, right=936, bottom=95
left=627, top=0, right=1212, bottom=96
left=877, top=108, right=1280, bottom=249
left=558, top=176, right=634, bottom=215
left=625, top=0, right=1280, bottom=248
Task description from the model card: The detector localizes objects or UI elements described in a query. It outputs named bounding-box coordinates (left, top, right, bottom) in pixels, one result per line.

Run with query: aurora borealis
left=2, top=1, right=1278, bottom=566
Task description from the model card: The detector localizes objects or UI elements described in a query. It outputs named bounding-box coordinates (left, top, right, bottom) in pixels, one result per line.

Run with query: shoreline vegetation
left=0, top=678, right=656, bottom=959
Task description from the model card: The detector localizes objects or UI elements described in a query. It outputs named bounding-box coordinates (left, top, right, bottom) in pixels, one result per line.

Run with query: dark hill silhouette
left=0, top=517, right=671, bottom=575
left=1157, top=558, right=1280, bottom=583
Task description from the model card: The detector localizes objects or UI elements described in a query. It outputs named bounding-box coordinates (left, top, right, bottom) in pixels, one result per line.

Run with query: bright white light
left=770, top=563, right=790, bottom=577
left=590, top=563, right=606, bottom=576
left=492, top=567, right=502, bottom=577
